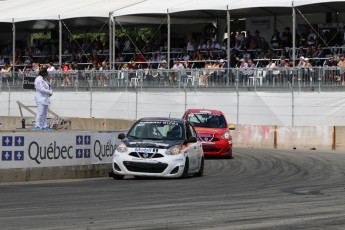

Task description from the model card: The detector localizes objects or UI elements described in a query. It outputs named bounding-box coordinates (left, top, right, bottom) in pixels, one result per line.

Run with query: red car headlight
left=221, top=132, right=231, bottom=140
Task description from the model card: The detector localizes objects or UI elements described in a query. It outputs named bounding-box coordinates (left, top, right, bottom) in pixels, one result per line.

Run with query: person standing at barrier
left=34, top=68, right=53, bottom=130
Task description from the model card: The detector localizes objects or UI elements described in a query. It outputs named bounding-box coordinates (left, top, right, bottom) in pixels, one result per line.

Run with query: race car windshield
left=127, top=120, right=184, bottom=140
left=186, top=113, right=227, bottom=128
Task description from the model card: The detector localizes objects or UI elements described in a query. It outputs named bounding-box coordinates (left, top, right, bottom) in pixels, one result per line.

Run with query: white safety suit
left=34, top=75, right=53, bottom=129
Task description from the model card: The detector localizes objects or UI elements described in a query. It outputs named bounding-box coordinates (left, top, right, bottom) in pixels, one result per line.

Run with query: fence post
left=184, top=87, right=187, bottom=112
left=135, top=89, right=138, bottom=120
left=89, top=81, right=92, bottom=118
left=288, top=81, right=294, bottom=126
left=235, top=80, right=239, bottom=126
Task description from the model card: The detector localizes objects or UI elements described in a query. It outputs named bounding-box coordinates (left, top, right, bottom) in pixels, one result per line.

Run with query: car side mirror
left=118, top=133, right=126, bottom=140
left=188, top=136, right=197, bottom=143
left=229, top=124, right=236, bottom=130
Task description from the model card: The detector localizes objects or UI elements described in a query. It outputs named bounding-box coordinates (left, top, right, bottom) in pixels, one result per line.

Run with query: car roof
left=185, top=109, right=224, bottom=115
left=138, top=117, right=185, bottom=124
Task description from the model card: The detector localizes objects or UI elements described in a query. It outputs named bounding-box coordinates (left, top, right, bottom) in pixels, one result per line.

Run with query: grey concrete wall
left=0, top=116, right=135, bottom=131
left=0, top=164, right=112, bottom=183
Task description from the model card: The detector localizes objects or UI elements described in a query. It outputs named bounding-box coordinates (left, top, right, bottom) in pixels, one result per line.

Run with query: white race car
left=111, top=117, right=204, bottom=179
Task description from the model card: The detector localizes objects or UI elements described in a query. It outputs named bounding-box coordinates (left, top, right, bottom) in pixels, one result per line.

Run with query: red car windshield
left=186, top=113, right=227, bottom=128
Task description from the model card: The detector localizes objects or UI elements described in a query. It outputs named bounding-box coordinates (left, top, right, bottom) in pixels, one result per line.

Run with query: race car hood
left=194, top=127, right=228, bottom=135
left=123, top=137, right=183, bottom=149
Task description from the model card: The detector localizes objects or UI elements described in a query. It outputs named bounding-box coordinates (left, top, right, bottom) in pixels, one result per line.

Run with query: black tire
left=194, top=157, right=204, bottom=177
left=180, top=158, right=189, bottom=179
left=112, top=174, right=124, bottom=180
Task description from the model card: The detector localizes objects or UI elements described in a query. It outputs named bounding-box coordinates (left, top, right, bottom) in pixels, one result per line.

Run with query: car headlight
left=165, top=145, right=182, bottom=155
left=116, top=142, right=128, bottom=153
left=221, top=132, right=231, bottom=140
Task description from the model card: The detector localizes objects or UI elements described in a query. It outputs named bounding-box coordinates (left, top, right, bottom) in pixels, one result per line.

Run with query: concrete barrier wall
left=232, top=125, right=275, bottom=149
left=0, top=116, right=135, bottom=131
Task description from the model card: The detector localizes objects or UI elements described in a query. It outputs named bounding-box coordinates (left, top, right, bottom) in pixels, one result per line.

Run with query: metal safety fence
left=1, top=66, right=345, bottom=92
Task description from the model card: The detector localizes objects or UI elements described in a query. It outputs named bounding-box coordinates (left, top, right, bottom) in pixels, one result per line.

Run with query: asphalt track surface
left=1, top=147, right=345, bottom=230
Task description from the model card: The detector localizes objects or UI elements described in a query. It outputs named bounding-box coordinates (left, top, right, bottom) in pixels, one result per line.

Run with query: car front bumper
left=112, top=150, right=187, bottom=178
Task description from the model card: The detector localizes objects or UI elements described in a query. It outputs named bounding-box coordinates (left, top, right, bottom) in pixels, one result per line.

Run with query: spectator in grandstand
left=296, top=48, right=306, bottom=59
left=236, top=31, right=245, bottom=48
left=278, top=58, right=289, bottom=68
left=247, top=59, right=255, bottom=68
left=281, top=27, right=292, bottom=48
left=123, top=37, right=132, bottom=52
left=270, top=29, right=281, bottom=49
left=304, top=58, right=313, bottom=68
left=337, top=56, right=345, bottom=85
left=244, top=30, right=253, bottom=49
left=180, top=60, right=191, bottom=86
left=186, top=35, right=196, bottom=52
left=156, top=50, right=166, bottom=62
left=300, top=26, right=309, bottom=47
left=211, top=38, right=221, bottom=50
left=197, top=38, right=207, bottom=51
left=265, top=48, right=277, bottom=61
left=98, top=61, right=109, bottom=87
left=241, top=48, right=251, bottom=62
left=60, top=64, right=71, bottom=87
left=307, top=27, right=318, bottom=47
left=305, top=46, right=313, bottom=58
left=312, top=46, right=326, bottom=66
left=325, top=55, right=337, bottom=67
left=297, top=56, right=306, bottom=67
left=47, top=62, right=57, bottom=86
left=234, top=39, right=243, bottom=51
left=1, top=64, right=11, bottom=73
left=0, top=55, right=6, bottom=65
left=239, top=58, right=248, bottom=68
left=171, top=58, right=184, bottom=85
left=266, top=58, right=278, bottom=84
left=253, top=30, right=261, bottom=49
left=199, top=61, right=212, bottom=86
left=205, top=38, right=213, bottom=50
left=34, top=68, right=53, bottom=131
left=128, top=61, right=138, bottom=86
left=182, top=50, right=191, bottom=61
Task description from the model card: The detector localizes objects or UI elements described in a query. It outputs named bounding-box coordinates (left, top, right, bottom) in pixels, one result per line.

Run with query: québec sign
left=0, top=131, right=120, bottom=169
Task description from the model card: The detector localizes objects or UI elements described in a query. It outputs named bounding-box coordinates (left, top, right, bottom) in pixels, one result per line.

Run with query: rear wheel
left=180, top=158, right=189, bottom=179
left=194, top=157, right=204, bottom=177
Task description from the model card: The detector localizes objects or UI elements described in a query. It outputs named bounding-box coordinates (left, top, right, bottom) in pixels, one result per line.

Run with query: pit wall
left=232, top=125, right=343, bottom=150
left=1, top=119, right=344, bottom=183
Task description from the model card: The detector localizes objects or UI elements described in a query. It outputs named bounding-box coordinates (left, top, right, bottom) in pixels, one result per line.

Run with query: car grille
left=198, top=134, right=219, bottom=142
left=129, top=152, right=164, bottom=158
left=123, top=161, right=168, bottom=173
left=202, top=145, right=221, bottom=152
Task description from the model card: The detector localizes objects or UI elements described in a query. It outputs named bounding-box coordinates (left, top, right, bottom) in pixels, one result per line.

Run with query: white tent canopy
left=0, top=0, right=145, bottom=22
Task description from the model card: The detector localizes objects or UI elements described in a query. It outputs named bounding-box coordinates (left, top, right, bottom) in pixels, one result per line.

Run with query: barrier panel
left=0, top=130, right=121, bottom=182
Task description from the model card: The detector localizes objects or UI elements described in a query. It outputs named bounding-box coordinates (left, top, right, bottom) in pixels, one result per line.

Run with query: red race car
left=182, top=109, right=235, bottom=158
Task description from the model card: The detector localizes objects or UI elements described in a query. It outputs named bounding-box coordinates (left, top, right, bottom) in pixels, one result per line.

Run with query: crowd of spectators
left=1, top=24, right=345, bottom=77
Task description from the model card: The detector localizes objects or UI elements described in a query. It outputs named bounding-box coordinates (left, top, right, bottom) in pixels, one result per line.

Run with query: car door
left=184, top=122, right=200, bottom=172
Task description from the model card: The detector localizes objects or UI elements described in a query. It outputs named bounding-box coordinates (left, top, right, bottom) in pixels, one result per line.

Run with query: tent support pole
left=167, top=11, right=170, bottom=69
left=292, top=1, right=296, bottom=67
left=59, top=15, right=62, bottom=69
left=227, top=9, right=230, bottom=69
left=109, top=13, right=112, bottom=70
left=12, top=18, right=15, bottom=77
left=113, top=17, right=116, bottom=70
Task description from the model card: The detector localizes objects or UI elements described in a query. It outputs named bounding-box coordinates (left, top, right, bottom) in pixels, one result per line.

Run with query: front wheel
left=180, top=158, right=189, bottom=179
left=112, top=174, right=124, bottom=180
left=194, top=157, right=204, bottom=177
